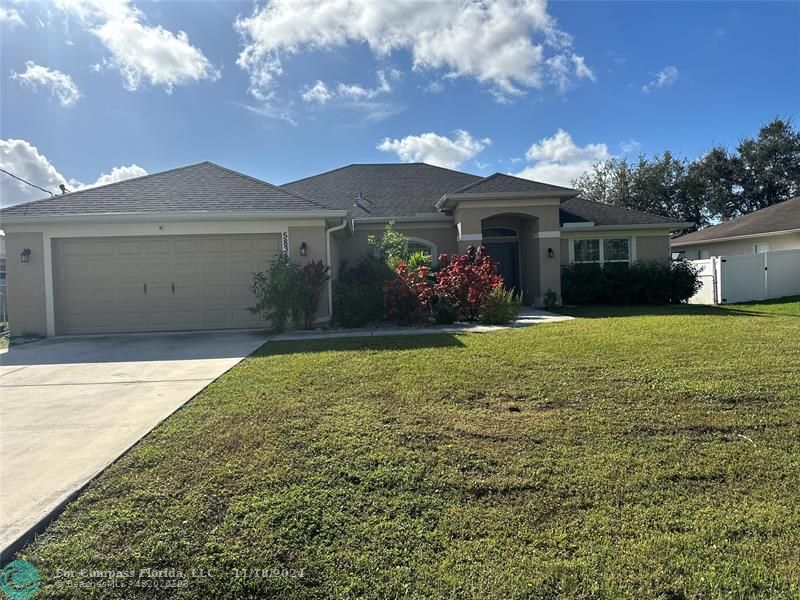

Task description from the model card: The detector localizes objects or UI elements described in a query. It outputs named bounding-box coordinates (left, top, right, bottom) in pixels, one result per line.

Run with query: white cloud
left=642, top=65, right=679, bottom=94
left=55, top=0, right=219, bottom=92
left=303, top=69, right=397, bottom=105
left=10, top=61, right=82, bottom=107
left=514, top=129, right=611, bottom=186
left=87, top=164, right=147, bottom=188
left=620, top=139, right=641, bottom=153
left=545, top=53, right=595, bottom=92
left=0, top=6, right=25, bottom=27
left=377, top=130, right=490, bottom=170
left=0, top=138, right=146, bottom=207
left=235, top=0, right=592, bottom=101
left=337, top=69, right=394, bottom=100
left=301, top=80, right=333, bottom=104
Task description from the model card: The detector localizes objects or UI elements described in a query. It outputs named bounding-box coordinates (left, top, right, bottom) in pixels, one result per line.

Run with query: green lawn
left=724, top=295, right=800, bottom=317
left=19, top=303, right=800, bottom=599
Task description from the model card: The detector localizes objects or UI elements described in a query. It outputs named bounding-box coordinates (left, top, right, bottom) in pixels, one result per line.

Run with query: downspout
left=325, top=218, right=348, bottom=320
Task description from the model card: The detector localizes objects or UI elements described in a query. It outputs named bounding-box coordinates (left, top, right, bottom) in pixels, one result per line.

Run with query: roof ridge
left=282, top=162, right=482, bottom=187
left=204, top=162, right=334, bottom=210
left=449, top=172, right=502, bottom=194
left=281, top=163, right=360, bottom=187
left=0, top=161, right=211, bottom=214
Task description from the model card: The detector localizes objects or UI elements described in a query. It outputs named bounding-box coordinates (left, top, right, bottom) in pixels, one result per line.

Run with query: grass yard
left=724, top=295, right=800, bottom=317
left=18, top=302, right=800, bottom=599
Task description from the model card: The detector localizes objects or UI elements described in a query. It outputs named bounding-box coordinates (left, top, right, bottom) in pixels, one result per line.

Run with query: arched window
left=481, top=227, right=518, bottom=238
left=406, top=238, right=438, bottom=266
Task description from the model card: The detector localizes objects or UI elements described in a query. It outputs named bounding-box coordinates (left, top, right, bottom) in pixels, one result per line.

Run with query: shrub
left=477, top=287, right=522, bottom=325
left=433, top=295, right=457, bottom=324
left=384, top=263, right=433, bottom=324
left=249, top=254, right=300, bottom=332
left=250, top=256, right=332, bottom=331
left=543, top=289, right=560, bottom=309
left=435, top=246, right=504, bottom=320
left=406, top=250, right=432, bottom=270
left=368, top=221, right=409, bottom=271
left=561, top=259, right=701, bottom=305
left=292, top=261, right=331, bottom=329
left=333, top=256, right=393, bottom=328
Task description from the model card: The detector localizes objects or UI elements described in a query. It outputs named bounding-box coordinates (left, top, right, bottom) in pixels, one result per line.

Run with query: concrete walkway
left=0, top=329, right=270, bottom=561
left=271, top=308, right=572, bottom=342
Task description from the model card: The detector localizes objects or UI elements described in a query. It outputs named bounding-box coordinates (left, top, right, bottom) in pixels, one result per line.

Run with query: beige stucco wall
left=636, top=235, right=670, bottom=261
left=5, top=232, right=47, bottom=336
left=288, top=224, right=330, bottom=317
left=338, top=222, right=458, bottom=266
left=673, top=231, right=800, bottom=259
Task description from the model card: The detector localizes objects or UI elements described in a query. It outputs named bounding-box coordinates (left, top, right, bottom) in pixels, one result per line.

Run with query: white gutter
left=560, top=222, right=692, bottom=233
left=324, top=217, right=348, bottom=321
left=0, top=209, right=349, bottom=226
left=353, top=214, right=453, bottom=224
left=436, top=189, right=579, bottom=210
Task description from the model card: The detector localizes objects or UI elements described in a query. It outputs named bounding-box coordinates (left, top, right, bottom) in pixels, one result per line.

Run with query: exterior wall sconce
left=547, top=247, right=555, bottom=258
left=299, top=242, right=308, bottom=257
left=20, top=248, right=32, bottom=263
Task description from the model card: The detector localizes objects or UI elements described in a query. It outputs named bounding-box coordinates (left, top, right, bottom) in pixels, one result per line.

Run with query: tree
left=573, top=152, right=710, bottom=230
left=572, top=118, right=800, bottom=229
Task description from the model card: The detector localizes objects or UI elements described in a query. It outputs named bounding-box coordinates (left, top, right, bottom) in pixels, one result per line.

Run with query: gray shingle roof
left=451, top=172, right=578, bottom=195
left=672, top=196, right=800, bottom=245
left=282, top=163, right=481, bottom=218
left=559, top=197, right=680, bottom=226
left=0, top=162, right=333, bottom=217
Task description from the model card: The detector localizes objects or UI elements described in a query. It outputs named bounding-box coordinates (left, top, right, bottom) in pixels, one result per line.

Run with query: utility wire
left=0, top=167, right=55, bottom=197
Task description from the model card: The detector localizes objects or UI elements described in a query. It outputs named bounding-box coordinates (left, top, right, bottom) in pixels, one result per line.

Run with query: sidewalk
left=270, top=308, right=573, bottom=342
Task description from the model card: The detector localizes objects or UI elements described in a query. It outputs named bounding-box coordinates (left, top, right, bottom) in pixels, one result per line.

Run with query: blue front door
left=484, top=242, right=520, bottom=292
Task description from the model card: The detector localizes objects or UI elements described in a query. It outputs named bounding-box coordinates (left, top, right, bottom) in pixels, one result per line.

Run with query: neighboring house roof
left=450, top=172, right=578, bottom=196
left=282, top=163, right=481, bottom=218
left=0, top=161, right=335, bottom=218
left=672, top=196, right=800, bottom=245
left=559, top=197, right=679, bottom=226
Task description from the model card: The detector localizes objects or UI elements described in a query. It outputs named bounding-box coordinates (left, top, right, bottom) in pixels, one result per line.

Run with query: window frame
left=570, top=237, right=632, bottom=265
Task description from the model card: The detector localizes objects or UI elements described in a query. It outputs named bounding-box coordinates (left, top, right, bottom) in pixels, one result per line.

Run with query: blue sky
left=1, top=0, right=798, bottom=207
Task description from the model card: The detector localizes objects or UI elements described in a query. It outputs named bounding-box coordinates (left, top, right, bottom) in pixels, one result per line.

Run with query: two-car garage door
left=53, top=234, right=281, bottom=335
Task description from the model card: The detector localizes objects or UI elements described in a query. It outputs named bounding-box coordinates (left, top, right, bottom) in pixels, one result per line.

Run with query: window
left=0, top=258, right=5, bottom=281
left=406, top=241, right=434, bottom=256
left=481, top=227, right=517, bottom=238
left=573, top=239, right=600, bottom=263
left=572, top=238, right=631, bottom=265
left=603, top=238, right=630, bottom=262
left=754, top=243, right=769, bottom=254
left=698, top=250, right=710, bottom=260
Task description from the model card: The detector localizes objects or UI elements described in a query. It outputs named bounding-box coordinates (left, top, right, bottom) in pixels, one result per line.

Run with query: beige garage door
left=53, top=234, right=281, bottom=335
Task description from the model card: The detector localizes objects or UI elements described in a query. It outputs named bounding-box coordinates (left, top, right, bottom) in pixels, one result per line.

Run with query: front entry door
left=484, top=242, right=520, bottom=292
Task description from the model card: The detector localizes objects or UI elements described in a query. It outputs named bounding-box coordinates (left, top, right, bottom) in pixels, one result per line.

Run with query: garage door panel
left=55, top=234, right=282, bottom=334
left=202, top=239, right=226, bottom=253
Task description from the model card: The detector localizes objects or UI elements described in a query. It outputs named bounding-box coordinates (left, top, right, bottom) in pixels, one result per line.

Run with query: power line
left=0, top=167, right=55, bottom=197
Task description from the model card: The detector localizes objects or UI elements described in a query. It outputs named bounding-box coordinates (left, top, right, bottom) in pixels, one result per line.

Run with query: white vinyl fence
left=689, top=248, right=800, bottom=304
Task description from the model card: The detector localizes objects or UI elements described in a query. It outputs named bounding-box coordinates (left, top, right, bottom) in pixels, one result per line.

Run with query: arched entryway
left=481, top=226, right=521, bottom=292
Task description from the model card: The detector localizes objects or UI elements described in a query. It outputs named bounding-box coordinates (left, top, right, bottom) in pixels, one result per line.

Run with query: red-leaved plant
left=434, top=246, right=504, bottom=320
left=384, top=263, right=433, bottom=324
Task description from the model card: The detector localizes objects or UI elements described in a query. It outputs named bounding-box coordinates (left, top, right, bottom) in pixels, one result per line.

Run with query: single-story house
left=672, top=196, right=800, bottom=258
left=0, top=161, right=689, bottom=337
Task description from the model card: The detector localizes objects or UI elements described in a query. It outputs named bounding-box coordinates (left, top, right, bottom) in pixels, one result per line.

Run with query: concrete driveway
left=0, top=329, right=269, bottom=560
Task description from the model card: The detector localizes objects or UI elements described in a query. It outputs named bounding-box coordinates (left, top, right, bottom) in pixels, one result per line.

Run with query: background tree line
left=572, top=118, right=800, bottom=231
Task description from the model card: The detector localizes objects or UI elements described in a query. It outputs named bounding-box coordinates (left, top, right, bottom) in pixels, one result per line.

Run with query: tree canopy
left=572, top=118, right=800, bottom=231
